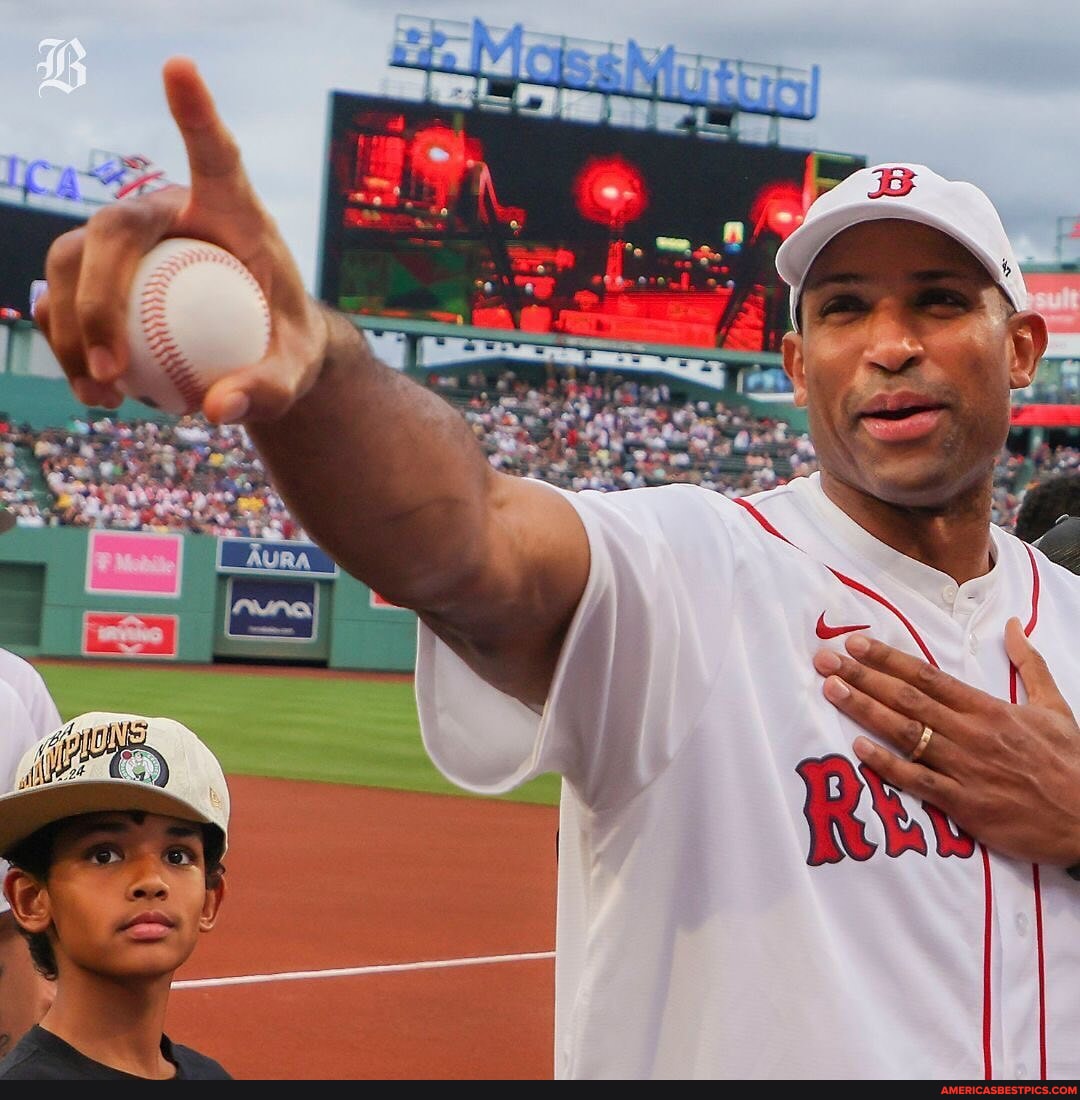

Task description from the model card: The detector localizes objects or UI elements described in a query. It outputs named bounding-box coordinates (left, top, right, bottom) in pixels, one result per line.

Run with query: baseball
left=123, top=237, right=271, bottom=415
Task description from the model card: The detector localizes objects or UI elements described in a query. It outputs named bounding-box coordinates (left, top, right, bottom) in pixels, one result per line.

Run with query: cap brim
left=781, top=201, right=995, bottom=283
left=0, top=781, right=218, bottom=856
left=777, top=202, right=1012, bottom=330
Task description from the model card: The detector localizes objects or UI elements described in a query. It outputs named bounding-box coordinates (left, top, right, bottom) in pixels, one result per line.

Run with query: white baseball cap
left=775, top=162, right=1028, bottom=331
left=0, top=712, right=230, bottom=857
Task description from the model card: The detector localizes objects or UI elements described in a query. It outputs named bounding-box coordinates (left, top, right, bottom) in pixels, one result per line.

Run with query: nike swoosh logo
left=815, top=613, right=870, bottom=640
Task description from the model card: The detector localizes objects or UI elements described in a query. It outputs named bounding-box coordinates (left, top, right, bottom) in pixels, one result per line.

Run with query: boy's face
left=16, top=810, right=223, bottom=983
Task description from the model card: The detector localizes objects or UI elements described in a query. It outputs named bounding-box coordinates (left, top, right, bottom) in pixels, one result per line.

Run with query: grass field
left=32, top=659, right=561, bottom=807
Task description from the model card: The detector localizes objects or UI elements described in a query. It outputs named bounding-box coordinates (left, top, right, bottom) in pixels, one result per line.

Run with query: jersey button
left=1015, top=1063, right=1028, bottom=1079
left=942, top=584, right=958, bottom=603
left=1016, top=912, right=1030, bottom=936
left=968, top=633, right=978, bottom=654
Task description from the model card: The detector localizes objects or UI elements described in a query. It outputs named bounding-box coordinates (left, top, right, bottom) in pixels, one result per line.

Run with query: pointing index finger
left=162, top=57, right=251, bottom=199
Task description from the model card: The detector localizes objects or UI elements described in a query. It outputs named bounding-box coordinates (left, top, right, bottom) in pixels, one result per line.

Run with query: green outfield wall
left=0, top=336, right=419, bottom=671
left=0, top=525, right=417, bottom=671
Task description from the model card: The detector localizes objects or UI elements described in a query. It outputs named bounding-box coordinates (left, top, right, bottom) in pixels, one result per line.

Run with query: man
left=0, top=677, right=60, bottom=1061
left=1014, top=470, right=1080, bottom=543
left=1013, top=472, right=1080, bottom=575
left=34, top=58, right=1080, bottom=1079
left=0, top=513, right=63, bottom=1059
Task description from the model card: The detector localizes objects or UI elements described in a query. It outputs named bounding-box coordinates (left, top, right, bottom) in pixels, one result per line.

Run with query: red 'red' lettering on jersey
left=866, top=165, right=917, bottom=199
left=859, top=763, right=928, bottom=858
left=798, top=754, right=877, bottom=864
left=798, top=754, right=976, bottom=867
left=922, top=801, right=976, bottom=858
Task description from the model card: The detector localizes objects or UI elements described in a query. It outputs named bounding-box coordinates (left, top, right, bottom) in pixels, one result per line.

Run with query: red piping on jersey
left=980, top=843, right=994, bottom=1074
left=734, top=498, right=938, bottom=663
left=1016, top=542, right=1047, bottom=1079
left=734, top=496, right=1048, bottom=1079
left=1034, top=864, right=1047, bottom=1079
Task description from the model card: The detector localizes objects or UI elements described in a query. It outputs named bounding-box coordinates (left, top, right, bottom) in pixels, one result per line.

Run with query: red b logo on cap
left=867, top=166, right=917, bottom=199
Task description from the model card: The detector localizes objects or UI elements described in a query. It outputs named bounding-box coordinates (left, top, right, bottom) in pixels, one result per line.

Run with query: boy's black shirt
left=0, top=1024, right=232, bottom=1079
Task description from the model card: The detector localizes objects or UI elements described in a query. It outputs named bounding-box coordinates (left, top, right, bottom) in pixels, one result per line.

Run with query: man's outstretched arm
left=33, top=56, right=589, bottom=707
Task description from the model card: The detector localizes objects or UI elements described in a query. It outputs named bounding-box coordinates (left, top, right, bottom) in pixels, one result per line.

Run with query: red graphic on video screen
left=573, top=155, right=648, bottom=292
left=320, top=95, right=864, bottom=355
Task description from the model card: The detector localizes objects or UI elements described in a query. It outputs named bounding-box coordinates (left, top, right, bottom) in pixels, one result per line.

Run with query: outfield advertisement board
left=216, top=536, right=339, bottom=578
left=1025, top=272, right=1080, bottom=358
left=85, top=530, right=183, bottom=597
left=225, top=577, right=318, bottom=641
left=82, top=611, right=179, bottom=658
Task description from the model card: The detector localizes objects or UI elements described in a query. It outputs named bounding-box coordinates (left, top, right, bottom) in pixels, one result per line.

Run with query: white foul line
left=172, top=950, right=555, bottom=990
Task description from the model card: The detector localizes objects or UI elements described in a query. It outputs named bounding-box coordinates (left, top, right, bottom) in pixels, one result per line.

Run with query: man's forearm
left=247, top=308, right=496, bottom=611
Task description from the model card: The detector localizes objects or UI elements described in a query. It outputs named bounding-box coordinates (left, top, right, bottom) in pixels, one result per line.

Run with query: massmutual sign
left=390, top=15, right=820, bottom=120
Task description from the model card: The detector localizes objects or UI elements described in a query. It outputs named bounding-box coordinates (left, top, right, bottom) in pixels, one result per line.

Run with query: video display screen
left=318, top=92, right=864, bottom=354
left=0, top=202, right=85, bottom=317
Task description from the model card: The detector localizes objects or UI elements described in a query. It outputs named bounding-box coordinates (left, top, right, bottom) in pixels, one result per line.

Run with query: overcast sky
left=3, top=0, right=1080, bottom=299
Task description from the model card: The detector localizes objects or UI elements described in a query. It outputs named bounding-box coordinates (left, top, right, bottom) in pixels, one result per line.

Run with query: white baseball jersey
left=416, top=472, right=1080, bottom=1080
left=0, top=652, right=61, bottom=915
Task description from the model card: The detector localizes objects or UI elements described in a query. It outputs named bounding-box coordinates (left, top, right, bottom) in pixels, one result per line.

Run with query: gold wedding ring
left=909, top=725, right=934, bottom=762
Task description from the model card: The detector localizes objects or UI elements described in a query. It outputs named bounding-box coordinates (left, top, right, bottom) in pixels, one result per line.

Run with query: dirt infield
left=163, top=774, right=559, bottom=1080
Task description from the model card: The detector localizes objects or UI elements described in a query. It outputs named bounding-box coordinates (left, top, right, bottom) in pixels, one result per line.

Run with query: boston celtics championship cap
left=0, top=711, right=230, bottom=857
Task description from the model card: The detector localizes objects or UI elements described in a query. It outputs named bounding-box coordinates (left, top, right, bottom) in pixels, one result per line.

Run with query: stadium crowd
left=0, top=366, right=1075, bottom=539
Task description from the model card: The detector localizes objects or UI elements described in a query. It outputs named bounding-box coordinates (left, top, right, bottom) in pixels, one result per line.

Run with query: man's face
left=781, top=219, right=1042, bottom=514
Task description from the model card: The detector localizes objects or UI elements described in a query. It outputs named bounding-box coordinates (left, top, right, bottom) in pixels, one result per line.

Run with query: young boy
left=0, top=711, right=233, bottom=1080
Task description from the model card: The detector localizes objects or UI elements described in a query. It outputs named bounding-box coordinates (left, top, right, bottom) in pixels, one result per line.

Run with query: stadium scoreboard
left=317, top=91, right=865, bottom=356
left=0, top=202, right=84, bottom=318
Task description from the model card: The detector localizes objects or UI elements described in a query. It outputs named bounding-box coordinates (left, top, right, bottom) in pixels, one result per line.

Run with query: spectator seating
left=0, top=367, right=1070, bottom=537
